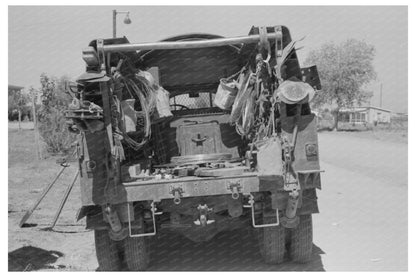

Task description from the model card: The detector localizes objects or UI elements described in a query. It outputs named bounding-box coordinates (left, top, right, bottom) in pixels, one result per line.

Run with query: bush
left=37, top=74, right=76, bottom=154
left=316, top=110, right=335, bottom=131
left=37, top=107, right=75, bottom=154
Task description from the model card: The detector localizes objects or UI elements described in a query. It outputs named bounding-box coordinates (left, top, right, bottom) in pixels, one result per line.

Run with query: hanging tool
left=280, top=104, right=302, bottom=228
left=19, top=161, right=70, bottom=228
left=47, top=170, right=80, bottom=230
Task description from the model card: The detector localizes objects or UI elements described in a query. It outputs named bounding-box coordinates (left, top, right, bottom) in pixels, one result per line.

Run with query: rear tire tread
left=94, top=229, right=121, bottom=271
left=256, top=215, right=286, bottom=264
left=124, top=236, right=149, bottom=271
left=290, top=214, right=313, bottom=263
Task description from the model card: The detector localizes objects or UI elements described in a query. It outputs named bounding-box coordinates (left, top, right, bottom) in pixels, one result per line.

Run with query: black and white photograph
left=6, top=3, right=410, bottom=272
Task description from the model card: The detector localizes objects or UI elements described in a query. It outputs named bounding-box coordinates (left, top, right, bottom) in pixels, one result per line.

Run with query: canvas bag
left=256, top=135, right=284, bottom=179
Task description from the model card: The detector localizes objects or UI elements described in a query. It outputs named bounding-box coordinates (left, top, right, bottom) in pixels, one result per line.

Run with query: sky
left=8, top=5, right=408, bottom=113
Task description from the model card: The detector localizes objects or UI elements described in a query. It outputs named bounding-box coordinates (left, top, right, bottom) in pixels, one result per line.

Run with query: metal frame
left=127, top=202, right=159, bottom=238
left=244, top=194, right=280, bottom=228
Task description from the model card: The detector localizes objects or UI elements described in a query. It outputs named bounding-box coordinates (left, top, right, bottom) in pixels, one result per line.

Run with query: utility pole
left=379, top=83, right=383, bottom=108
left=112, top=9, right=117, bottom=38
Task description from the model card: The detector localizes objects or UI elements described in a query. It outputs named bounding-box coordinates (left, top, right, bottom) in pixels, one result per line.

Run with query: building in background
left=338, top=106, right=391, bottom=129
left=8, top=85, right=24, bottom=95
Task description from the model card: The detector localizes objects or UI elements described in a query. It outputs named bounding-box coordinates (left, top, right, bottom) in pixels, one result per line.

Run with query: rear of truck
left=66, top=25, right=322, bottom=270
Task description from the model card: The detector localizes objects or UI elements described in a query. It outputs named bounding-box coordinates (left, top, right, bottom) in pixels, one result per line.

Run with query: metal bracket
left=274, top=26, right=284, bottom=81
left=226, top=181, right=242, bottom=200
left=169, top=185, right=185, bottom=205
left=96, top=39, right=106, bottom=72
left=244, top=194, right=280, bottom=228
left=127, top=202, right=158, bottom=238
left=283, top=177, right=300, bottom=192
left=297, top=170, right=324, bottom=188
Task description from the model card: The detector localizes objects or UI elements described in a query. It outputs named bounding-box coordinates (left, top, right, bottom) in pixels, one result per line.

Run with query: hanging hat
left=276, top=79, right=316, bottom=104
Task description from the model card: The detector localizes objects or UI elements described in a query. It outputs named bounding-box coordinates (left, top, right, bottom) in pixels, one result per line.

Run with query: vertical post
left=112, top=10, right=117, bottom=38
left=18, top=109, right=21, bottom=132
left=31, top=91, right=42, bottom=160
left=17, top=89, right=22, bottom=132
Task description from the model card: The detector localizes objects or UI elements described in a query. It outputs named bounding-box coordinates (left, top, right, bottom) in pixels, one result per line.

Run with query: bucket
left=214, top=78, right=238, bottom=110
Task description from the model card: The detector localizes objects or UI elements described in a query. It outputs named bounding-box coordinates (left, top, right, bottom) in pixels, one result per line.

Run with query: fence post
left=31, top=92, right=42, bottom=160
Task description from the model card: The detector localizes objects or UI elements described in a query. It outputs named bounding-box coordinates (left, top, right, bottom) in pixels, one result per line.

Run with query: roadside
left=8, top=121, right=34, bottom=130
left=8, top=127, right=98, bottom=271
left=315, top=130, right=407, bottom=271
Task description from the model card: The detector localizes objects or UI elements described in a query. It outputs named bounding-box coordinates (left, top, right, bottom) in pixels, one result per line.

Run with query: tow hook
left=170, top=186, right=184, bottom=205
left=193, top=204, right=215, bottom=226
left=227, top=181, right=242, bottom=200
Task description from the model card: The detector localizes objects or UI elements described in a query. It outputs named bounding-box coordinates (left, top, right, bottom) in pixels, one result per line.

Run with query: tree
left=8, top=87, right=29, bottom=131
left=305, top=39, right=376, bottom=130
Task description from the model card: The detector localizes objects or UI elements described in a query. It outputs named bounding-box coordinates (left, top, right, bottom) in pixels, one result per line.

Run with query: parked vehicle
left=66, top=25, right=322, bottom=270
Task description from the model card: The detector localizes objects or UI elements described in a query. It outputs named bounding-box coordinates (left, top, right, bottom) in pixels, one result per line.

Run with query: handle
left=191, top=136, right=207, bottom=143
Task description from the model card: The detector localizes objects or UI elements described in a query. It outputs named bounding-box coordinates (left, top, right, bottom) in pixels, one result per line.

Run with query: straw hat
left=275, top=79, right=316, bottom=104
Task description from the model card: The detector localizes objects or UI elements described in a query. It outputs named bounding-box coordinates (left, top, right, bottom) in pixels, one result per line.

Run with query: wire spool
left=171, top=153, right=232, bottom=166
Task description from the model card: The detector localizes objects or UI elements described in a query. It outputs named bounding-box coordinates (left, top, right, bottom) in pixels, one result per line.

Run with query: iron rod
left=102, top=33, right=282, bottom=53
left=19, top=164, right=68, bottom=227
left=49, top=171, right=79, bottom=229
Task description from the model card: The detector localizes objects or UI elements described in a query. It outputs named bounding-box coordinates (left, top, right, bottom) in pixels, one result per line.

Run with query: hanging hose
left=109, top=71, right=157, bottom=152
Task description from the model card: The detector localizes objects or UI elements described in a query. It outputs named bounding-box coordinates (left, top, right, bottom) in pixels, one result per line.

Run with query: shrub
left=37, top=74, right=76, bottom=154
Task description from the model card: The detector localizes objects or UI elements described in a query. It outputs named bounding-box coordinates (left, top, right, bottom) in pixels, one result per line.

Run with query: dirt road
left=8, top=129, right=407, bottom=271
left=314, top=132, right=407, bottom=271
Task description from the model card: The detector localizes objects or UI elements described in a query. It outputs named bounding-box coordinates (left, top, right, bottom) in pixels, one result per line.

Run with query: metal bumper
left=81, top=171, right=322, bottom=206
left=122, top=173, right=263, bottom=203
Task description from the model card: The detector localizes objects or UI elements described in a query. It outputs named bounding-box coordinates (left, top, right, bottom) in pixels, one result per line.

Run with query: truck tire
left=123, top=235, right=149, bottom=271
left=94, top=229, right=121, bottom=271
left=289, top=214, right=313, bottom=263
left=256, top=215, right=286, bottom=264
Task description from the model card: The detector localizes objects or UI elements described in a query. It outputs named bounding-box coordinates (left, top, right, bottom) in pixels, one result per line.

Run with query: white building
left=338, top=106, right=391, bottom=125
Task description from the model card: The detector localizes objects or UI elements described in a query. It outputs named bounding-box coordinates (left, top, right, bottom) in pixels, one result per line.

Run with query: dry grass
left=8, top=127, right=97, bottom=271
